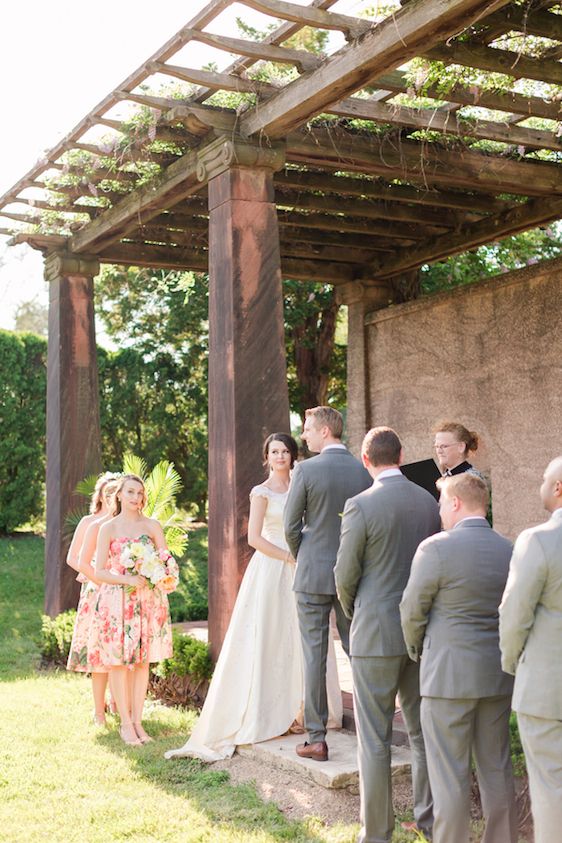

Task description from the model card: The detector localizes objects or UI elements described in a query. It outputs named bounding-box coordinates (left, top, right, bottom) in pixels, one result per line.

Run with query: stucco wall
left=363, top=257, right=562, bottom=539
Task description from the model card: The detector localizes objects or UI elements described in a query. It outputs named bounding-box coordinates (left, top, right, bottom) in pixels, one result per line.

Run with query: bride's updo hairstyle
left=262, top=432, right=299, bottom=471
left=90, top=471, right=122, bottom=514
left=111, top=473, right=147, bottom=516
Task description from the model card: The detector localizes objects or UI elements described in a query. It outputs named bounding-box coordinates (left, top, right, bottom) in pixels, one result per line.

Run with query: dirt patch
left=213, top=754, right=532, bottom=841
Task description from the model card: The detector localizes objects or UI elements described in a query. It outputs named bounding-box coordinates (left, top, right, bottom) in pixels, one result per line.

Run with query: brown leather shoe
left=295, top=740, right=328, bottom=761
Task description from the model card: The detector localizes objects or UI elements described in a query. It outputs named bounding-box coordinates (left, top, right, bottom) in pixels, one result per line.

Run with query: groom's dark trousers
left=284, top=446, right=370, bottom=743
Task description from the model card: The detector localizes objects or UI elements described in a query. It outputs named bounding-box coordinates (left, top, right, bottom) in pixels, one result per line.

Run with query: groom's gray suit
left=335, top=473, right=440, bottom=843
left=401, top=518, right=517, bottom=843
left=284, top=446, right=370, bottom=744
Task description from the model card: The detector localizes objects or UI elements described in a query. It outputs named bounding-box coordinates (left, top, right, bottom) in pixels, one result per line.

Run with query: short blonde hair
left=437, top=473, right=489, bottom=511
left=433, top=421, right=478, bottom=455
left=305, top=406, right=343, bottom=439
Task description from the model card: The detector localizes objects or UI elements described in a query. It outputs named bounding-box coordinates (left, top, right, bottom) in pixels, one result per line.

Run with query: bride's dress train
left=165, top=484, right=343, bottom=762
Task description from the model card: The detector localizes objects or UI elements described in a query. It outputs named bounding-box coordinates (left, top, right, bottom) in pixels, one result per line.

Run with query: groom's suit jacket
left=284, top=447, right=370, bottom=595
left=335, top=474, right=440, bottom=657
left=500, top=509, right=562, bottom=719
left=401, top=518, right=514, bottom=699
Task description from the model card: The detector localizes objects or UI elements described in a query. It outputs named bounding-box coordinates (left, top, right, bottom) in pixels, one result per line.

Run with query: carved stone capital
left=44, top=251, right=100, bottom=283
left=196, top=136, right=286, bottom=183
left=336, top=280, right=392, bottom=308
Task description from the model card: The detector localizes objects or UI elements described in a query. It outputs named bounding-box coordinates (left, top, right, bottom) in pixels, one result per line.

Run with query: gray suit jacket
left=499, top=509, right=562, bottom=719
left=400, top=519, right=514, bottom=699
left=334, top=474, right=440, bottom=657
left=284, top=447, right=371, bottom=595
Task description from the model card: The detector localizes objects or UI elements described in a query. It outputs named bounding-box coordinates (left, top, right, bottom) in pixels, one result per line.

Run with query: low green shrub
left=155, top=629, right=213, bottom=683
left=40, top=610, right=76, bottom=666
left=510, top=711, right=526, bottom=776
left=168, top=526, right=208, bottom=623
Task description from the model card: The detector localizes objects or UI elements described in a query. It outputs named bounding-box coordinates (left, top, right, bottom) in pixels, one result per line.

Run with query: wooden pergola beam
left=148, top=61, right=278, bottom=96
left=181, top=27, right=323, bottom=73
left=286, top=128, right=562, bottom=197
left=426, top=42, right=562, bottom=87
left=69, top=147, right=201, bottom=254
left=481, top=6, right=562, bottom=41
left=369, top=70, right=562, bottom=121
left=238, top=0, right=370, bottom=39
left=277, top=209, right=419, bottom=241
left=328, top=97, right=562, bottom=152
left=363, top=195, right=562, bottom=279
left=274, top=169, right=507, bottom=214
left=240, top=0, right=511, bottom=138
left=275, top=188, right=456, bottom=228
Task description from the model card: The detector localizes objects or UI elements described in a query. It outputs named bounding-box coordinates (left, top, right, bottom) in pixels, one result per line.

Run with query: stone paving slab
left=237, top=731, right=412, bottom=790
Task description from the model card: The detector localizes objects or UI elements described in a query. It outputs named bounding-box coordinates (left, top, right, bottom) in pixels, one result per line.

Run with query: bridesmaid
left=89, top=474, right=174, bottom=746
left=66, top=472, right=120, bottom=724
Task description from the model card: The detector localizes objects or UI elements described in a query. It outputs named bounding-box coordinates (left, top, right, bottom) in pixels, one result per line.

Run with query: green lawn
left=0, top=535, right=363, bottom=843
left=0, top=534, right=523, bottom=842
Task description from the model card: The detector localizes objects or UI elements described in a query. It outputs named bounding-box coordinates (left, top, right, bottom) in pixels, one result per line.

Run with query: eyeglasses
left=434, top=443, right=458, bottom=451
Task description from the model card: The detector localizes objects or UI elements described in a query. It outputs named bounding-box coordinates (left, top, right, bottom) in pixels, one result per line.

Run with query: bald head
left=540, top=457, right=562, bottom=512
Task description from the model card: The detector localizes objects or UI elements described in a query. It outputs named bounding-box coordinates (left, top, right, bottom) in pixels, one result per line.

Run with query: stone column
left=44, top=252, right=102, bottom=616
left=200, top=138, right=290, bottom=659
left=338, top=281, right=393, bottom=456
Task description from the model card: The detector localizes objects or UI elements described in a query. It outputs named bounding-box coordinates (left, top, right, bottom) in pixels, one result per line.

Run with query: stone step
left=238, top=730, right=412, bottom=791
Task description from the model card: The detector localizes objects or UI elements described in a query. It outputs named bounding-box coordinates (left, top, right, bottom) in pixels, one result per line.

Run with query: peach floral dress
left=87, top=535, right=173, bottom=669
left=67, top=573, right=107, bottom=673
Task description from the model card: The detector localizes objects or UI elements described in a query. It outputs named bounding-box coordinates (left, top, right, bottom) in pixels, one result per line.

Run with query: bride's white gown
left=165, top=484, right=343, bottom=762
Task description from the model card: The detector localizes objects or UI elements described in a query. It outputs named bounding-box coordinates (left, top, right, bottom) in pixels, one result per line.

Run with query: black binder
left=401, top=458, right=441, bottom=500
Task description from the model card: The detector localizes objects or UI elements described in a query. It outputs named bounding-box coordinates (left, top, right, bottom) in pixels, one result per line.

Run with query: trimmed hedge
left=0, top=331, right=47, bottom=532
left=40, top=611, right=76, bottom=666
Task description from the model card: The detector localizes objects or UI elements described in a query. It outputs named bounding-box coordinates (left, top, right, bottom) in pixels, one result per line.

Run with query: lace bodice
left=249, top=484, right=289, bottom=549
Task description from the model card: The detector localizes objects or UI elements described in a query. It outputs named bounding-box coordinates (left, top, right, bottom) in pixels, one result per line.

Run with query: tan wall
left=362, top=258, right=562, bottom=539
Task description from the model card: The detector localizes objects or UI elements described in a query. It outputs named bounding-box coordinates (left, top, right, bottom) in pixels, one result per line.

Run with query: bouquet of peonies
left=122, top=541, right=179, bottom=593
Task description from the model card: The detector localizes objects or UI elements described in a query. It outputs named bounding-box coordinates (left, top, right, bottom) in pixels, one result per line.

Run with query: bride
left=165, top=432, right=342, bottom=762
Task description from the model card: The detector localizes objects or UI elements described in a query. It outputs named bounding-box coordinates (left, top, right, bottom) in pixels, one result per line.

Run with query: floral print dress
left=67, top=573, right=107, bottom=673
left=87, top=535, right=173, bottom=669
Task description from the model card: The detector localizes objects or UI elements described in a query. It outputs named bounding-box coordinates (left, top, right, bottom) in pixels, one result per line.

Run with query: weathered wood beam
left=369, top=70, right=562, bottom=121
left=182, top=28, right=322, bottom=73
left=482, top=6, right=562, bottom=41
left=328, top=97, right=562, bottom=152
left=278, top=226, right=394, bottom=252
left=99, top=241, right=208, bottom=270
left=279, top=239, right=374, bottom=264
left=425, top=42, right=562, bottom=87
left=161, top=103, right=237, bottom=137
left=12, top=198, right=98, bottom=218
left=362, top=195, right=562, bottom=279
left=240, top=0, right=511, bottom=138
left=275, top=188, right=455, bottom=227
left=238, top=0, right=371, bottom=39
left=277, top=209, right=419, bottom=241
left=286, top=128, right=562, bottom=197
left=192, top=0, right=338, bottom=103
left=275, top=169, right=507, bottom=214
left=148, top=61, right=277, bottom=96
left=69, top=147, right=200, bottom=254
left=282, top=256, right=355, bottom=283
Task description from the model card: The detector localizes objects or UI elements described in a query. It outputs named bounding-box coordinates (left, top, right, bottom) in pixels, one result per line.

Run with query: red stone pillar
left=202, top=139, right=289, bottom=659
left=338, top=281, right=393, bottom=456
left=44, top=252, right=102, bottom=616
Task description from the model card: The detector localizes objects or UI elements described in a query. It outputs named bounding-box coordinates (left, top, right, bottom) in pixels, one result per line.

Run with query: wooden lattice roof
left=2, top=0, right=562, bottom=284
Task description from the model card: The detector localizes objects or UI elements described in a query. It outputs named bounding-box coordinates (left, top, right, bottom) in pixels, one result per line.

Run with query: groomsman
left=335, top=427, right=440, bottom=843
left=401, top=472, right=517, bottom=843
left=500, top=456, right=562, bottom=843
left=284, top=406, right=370, bottom=761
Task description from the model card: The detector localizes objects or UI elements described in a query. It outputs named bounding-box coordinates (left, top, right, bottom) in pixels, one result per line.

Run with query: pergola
left=2, top=0, right=562, bottom=655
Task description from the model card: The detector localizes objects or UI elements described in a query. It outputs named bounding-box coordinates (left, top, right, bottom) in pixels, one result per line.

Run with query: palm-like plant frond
left=162, top=526, right=188, bottom=557
left=123, top=452, right=149, bottom=481
left=145, top=461, right=183, bottom=521
left=74, top=474, right=99, bottom=499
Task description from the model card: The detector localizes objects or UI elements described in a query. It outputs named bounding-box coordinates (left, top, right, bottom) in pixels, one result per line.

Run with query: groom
left=284, top=406, right=370, bottom=760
